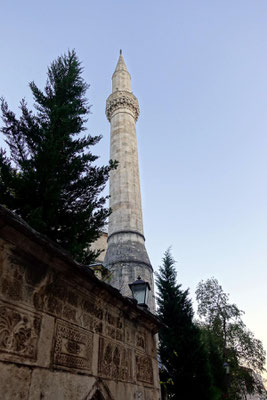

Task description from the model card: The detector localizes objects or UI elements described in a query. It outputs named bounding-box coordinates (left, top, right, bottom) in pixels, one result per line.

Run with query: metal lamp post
left=224, top=361, right=230, bottom=398
left=224, top=361, right=230, bottom=375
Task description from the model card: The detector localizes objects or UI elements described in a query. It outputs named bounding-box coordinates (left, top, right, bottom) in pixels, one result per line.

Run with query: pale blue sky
left=1, top=0, right=267, bottom=373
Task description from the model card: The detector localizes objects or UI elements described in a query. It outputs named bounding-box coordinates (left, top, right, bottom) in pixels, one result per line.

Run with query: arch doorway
left=85, top=379, right=114, bottom=400
left=90, top=390, right=105, bottom=400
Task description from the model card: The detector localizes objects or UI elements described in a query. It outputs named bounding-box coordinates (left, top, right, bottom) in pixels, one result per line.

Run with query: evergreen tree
left=0, top=50, right=116, bottom=263
left=156, top=248, right=216, bottom=399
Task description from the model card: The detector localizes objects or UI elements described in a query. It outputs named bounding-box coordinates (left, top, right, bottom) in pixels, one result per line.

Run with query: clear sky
left=1, top=0, right=267, bottom=376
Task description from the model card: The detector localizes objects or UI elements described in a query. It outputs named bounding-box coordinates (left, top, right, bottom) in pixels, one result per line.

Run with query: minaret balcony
left=106, top=90, right=140, bottom=122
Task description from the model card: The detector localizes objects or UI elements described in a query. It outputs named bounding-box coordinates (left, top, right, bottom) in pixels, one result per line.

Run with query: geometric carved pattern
left=53, top=320, right=93, bottom=373
left=136, top=353, right=153, bottom=384
left=0, top=301, right=41, bottom=361
left=106, top=91, right=140, bottom=122
left=98, top=337, right=132, bottom=382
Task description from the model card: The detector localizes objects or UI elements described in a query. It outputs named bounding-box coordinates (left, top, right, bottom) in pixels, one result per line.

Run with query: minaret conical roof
left=112, top=51, right=131, bottom=93
left=114, top=51, right=129, bottom=74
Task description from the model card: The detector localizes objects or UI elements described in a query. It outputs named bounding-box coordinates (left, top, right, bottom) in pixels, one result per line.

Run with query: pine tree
left=156, top=248, right=216, bottom=399
left=0, top=50, right=116, bottom=263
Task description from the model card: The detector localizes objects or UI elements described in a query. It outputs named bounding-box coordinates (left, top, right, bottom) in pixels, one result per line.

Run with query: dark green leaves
left=0, top=50, right=115, bottom=263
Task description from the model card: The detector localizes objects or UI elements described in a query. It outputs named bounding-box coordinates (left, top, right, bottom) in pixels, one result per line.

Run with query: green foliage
left=199, top=325, right=226, bottom=399
left=156, top=248, right=216, bottom=399
left=196, top=278, right=266, bottom=399
left=0, top=50, right=116, bottom=263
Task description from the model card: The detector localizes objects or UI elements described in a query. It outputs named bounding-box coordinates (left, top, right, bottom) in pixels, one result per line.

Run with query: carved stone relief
left=104, top=311, right=124, bottom=342
left=0, top=215, right=162, bottom=399
left=82, top=298, right=104, bottom=334
left=98, top=337, right=132, bottom=382
left=125, top=324, right=134, bottom=346
left=0, top=300, right=41, bottom=361
left=34, top=274, right=104, bottom=334
left=136, top=330, right=146, bottom=352
left=106, top=91, right=140, bottom=121
left=53, top=319, right=93, bottom=373
left=136, top=353, right=153, bottom=384
left=0, top=249, right=48, bottom=305
left=34, top=275, right=77, bottom=323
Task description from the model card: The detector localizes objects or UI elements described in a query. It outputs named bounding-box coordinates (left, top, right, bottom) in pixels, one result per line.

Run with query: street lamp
left=224, top=361, right=230, bottom=375
left=129, top=276, right=151, bottom=308
left=224, top=360, right=230, bottom=398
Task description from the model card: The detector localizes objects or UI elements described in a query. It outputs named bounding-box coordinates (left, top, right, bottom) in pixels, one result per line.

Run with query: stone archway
left=90, top=390, right=105, bottom=400
left=85, top=379, right=114, bottom=400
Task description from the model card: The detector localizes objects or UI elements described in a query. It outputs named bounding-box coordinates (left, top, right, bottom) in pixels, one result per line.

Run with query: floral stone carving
left=0, top=301, right=41, bottom=361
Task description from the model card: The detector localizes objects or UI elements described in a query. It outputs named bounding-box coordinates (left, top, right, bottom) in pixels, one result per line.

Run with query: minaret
left=104, top=51, right=155, bottom=311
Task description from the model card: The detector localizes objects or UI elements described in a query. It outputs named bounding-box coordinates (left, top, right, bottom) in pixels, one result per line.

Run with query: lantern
left=129, top=276, right=151, bottom=308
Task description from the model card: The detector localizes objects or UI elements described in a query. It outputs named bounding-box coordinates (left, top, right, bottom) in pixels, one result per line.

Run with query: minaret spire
left=112, top=51, right=131, bottom=93
left=104, top=54, right=155, bottom=312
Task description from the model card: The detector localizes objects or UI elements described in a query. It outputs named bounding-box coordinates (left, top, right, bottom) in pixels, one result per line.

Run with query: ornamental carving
left=53, top=320, right=93, bottom=373
left=106, top=91, right=140, bottom=121
left=0, top=301, right=41, bottom=361
left=136, top=353, right=153, bottom=384
left=34, top=274, right=104, bottom=334
left=136, top=331, right=146, bottom=351
left=105, top=311, right=124, bottom=342
left=98, top=337, right=132, bottom=382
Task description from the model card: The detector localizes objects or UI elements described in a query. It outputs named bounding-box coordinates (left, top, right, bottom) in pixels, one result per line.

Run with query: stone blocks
left=0, top=206, right=161, bottom=399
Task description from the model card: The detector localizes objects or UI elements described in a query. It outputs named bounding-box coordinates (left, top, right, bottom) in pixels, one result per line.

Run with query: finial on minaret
left=120, top=49, right=122, bottom=55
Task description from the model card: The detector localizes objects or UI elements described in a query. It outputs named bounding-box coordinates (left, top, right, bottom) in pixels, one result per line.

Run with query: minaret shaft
left=109, top=111, right=143, bottom=236
left=104, top=53, right=155, bottom=312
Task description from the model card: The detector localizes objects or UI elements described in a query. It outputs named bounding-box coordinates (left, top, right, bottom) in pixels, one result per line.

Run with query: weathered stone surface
left=53, top=319, right=93, bottom=373
left=28, top=369, right=96, bottom=400
left=136, top=352, right=154, bottom=384
left=106, top=110, right=144, bottom=235
left=0, top=204, right=161, bottom=400
left=36, top=313, right=54, bottom=367
left=108, top=261, right=156, bottom=312
left=0, top=361, right=32, bottom=399
left=98, top=336, right=133, bottom=382
left=0, top=300, right=41, bottom=364
left=105, top=234, right=152, bottom=266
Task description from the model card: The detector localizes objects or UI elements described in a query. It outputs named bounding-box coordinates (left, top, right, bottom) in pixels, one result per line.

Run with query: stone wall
left=0, top=206, right=161, bottom=400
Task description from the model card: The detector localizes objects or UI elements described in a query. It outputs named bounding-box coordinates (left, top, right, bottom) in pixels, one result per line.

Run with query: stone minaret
left=104, top=52, right=155, bottom=312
